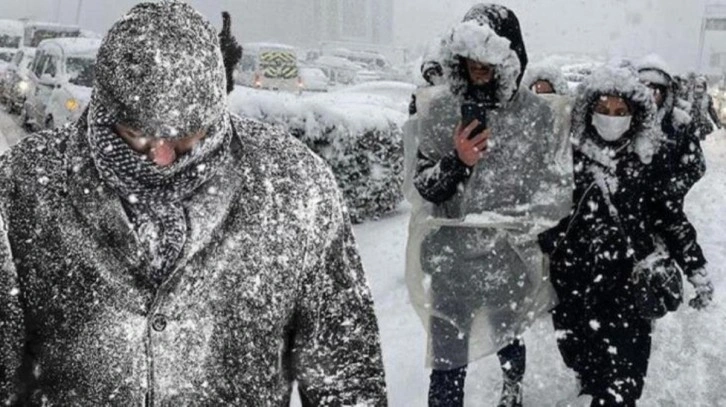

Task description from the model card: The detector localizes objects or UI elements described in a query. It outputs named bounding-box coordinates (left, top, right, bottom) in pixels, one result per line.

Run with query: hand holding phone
left=453, top=120, right=490, bottom=167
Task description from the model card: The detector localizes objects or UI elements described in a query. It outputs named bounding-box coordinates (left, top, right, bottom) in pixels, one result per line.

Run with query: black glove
left=219, top=11, right=243, bottom=94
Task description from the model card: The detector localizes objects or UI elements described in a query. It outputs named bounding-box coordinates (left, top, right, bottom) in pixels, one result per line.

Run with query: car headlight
left=16, top=80, right=29, bottom=93
left=65, top=98, right=80, bottom=112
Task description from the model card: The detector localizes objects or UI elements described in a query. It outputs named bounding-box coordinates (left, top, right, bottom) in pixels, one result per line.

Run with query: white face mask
left=591, top=113, right=632, bottom=142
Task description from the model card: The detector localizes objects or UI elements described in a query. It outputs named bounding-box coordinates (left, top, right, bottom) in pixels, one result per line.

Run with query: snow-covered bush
left=229, top=87, right=405, bottom=223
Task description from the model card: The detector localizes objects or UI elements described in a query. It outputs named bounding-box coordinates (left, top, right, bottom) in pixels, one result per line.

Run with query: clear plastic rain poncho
left=403, top=4, right=573, bottom=370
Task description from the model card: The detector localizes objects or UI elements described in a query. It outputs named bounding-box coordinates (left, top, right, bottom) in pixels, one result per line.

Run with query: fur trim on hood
left=571, top=63, right=661, bottom=165
left=522, top=62, right=570, bottom=95
left=440, top=4, right=527, bottom=106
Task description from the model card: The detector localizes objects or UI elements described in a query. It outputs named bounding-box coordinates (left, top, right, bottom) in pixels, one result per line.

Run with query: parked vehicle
left=310, top=56, right=361, bottom=86
left=300, top=67, right=329, bottom=92
left=22, top=38, right=99, bottom=130
left=0, top=20, right=24, bottom=68
left=23, top=22, right=81, bottom=48
left=1, top=47, right=36, bottom=113
left=235, top=42, right=302, bottom=93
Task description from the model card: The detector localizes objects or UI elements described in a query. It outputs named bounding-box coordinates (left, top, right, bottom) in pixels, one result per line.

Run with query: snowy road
left=0, top=109, right=724, bottom=406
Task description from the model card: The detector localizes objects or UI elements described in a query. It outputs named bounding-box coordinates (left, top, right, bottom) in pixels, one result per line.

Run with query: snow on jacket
left=403, top=4, right=572, bottom=370
left=636, top=55, right=707, bottom=276
left=0, top=2, right=386, bottom=405
left=539, top=64, right=699, bottom=312
left=522, top=62, right=570, bottom=96
left=0, top=115, right=387, bottom=406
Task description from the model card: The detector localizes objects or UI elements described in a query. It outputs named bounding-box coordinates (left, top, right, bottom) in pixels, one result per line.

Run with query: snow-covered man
left=0, top=2, right=386, bottom=405
left=404, top=4, right=572, bottom=406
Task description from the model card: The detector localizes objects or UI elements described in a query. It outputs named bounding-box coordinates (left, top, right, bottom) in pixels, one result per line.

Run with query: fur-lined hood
left=522, top=62, right=570, bottom=96
left=439, top=4, right=527, bottom=107
left=571, top=64, right=660, bottom=165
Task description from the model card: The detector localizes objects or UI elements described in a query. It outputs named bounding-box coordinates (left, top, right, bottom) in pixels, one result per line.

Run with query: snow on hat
left=636, top=54, right=672, bottom=87
left=522, top=62, right=570, bottom=95
left=441, top=4, right=526, bottom=105
left=94, top=0, right=226, bottom=138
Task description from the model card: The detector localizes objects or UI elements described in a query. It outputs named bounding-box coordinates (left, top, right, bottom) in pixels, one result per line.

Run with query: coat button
left=151, top=314, right=167, bottom=332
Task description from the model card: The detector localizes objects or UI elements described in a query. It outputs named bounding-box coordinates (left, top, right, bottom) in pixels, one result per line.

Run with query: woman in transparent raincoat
left=403, top=4, right=572, bottom=406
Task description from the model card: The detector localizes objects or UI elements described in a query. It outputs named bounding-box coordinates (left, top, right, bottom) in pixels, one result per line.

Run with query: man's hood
left=93, top=0, right=226, bottom=138
left=571, top=63, right=660, bottom=165
left=440, top=3, right=528, bottom=106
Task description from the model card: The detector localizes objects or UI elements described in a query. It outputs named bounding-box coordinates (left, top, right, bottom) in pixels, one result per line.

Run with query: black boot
left=496, top=339, right=526, bottom=407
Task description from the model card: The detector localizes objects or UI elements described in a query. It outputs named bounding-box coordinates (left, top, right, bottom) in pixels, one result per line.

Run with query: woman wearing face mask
left=538, top=64, right=673, bottom=407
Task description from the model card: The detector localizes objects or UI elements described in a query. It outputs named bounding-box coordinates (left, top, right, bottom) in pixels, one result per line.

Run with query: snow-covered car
left=1, top=47, right=35, bottom=113
left=0, top=20, right=24, bottom=78
left=23, top=21, right=81, bottom=47
left=300, top=67, right=329, bottom=92
left=235, top=42, right=302, bottom=93
left=309, top=56, right=361, bottom=85
left=22, top=38, right=99, bottom=130
left=355, top=69, right=383, bottom=83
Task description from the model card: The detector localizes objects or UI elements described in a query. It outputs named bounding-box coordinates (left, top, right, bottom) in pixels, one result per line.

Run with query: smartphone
left=460, top=102, right=488, bottom=139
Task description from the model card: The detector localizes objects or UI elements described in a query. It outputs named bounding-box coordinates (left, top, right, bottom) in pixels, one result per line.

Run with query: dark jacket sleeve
left=0, top=212, right=24, bottom=405
left=650, top=193, right=707, bottom=277
left=673, top=124, right=707, bottom=196
left=413, top=149, right=472, bottom=204
left=293, top=172, right=387, bottom=406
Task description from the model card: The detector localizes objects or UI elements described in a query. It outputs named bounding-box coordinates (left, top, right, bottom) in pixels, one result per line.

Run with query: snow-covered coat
left=403, top=4, right=572, bottom=370
left=0, top=2, right=386, bottom=405
left=522, top=62, right=570, bottom=96
left=0, top=115, right=387, bottom=406
left=636, top=55, right=707, bottom=276
left=539, top=64, right=692, bottom=315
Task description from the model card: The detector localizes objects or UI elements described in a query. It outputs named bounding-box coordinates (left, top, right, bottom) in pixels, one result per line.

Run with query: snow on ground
left=0, top=108, right=724, bottom=406
left=356, top=131, right=726, bottom=407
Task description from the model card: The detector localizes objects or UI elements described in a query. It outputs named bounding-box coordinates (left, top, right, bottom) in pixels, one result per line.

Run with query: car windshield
left=0, top=34, right=20, bottom=49
left=66, top=57, right=95, bottom=87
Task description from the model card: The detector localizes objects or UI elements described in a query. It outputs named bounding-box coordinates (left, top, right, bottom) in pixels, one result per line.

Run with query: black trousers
left=428, top=339, right=525, bottom=407
left=552, top=301, right=652, bottom=407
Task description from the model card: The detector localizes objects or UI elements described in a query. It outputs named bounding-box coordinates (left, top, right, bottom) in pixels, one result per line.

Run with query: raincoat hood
left=441, top=4, right=528, bottom=106
left=522, top=61, right=570, bottom=96
left=93, top=0, right=227, bottom=138
left=571, top=63, right=660, bottom=164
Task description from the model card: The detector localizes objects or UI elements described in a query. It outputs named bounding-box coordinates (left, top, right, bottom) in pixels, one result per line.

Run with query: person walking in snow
left=522, top=62, right=570, bottom=96
left=539, top=64, right=713, bottom=407
left=0, top=2, right=387, bottom=405
left=636, top=55, right=714, bottom=311
left=690, top=75, right=722, bottom=139
left=404, top=4, right=572, bottom=406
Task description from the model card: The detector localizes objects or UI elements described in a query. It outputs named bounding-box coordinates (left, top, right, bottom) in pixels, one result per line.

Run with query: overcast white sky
left=0, top=0, right=722, bottom=72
